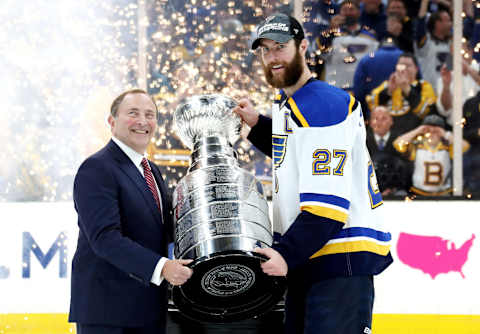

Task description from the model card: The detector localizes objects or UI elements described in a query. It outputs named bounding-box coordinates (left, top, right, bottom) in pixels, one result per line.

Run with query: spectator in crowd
left=353, top=38, right=403, bottom=118
left=367, top=106, right=401, bottom=157
left=437, top=41, right=480, bottom=127
left=367, top=52, right=437, bottom=134
left=317, top=0, right=379, bottom=91
left=462, top=91, right=480, bottom=195
left=393, top=114, right=469, bottom=196
left=360, top=0, right=387, bottom=41
left=385, top=0, right=414, bottom=52
left=367, top=106, right=412, bottom=195
left=415, top=0, right=452, bottom=92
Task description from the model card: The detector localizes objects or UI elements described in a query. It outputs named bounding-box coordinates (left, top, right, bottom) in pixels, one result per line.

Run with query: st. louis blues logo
left=273, top=135, right=288, bottom=169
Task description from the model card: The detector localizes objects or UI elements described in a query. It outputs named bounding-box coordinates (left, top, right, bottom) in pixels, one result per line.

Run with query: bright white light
left=0, top=0, right=137, bottom=202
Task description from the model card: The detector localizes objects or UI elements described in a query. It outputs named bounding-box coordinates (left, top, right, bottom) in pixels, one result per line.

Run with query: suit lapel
left=106, top=140, right=163, bottom=224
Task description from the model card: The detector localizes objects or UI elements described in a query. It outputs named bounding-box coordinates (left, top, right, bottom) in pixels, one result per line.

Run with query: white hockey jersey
left=272, top=79, right=391, bottom=270
left=403, top=141, right=453, bottom=195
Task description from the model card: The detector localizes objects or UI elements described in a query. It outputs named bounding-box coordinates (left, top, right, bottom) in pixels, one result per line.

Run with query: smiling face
left=259, top=39, right=304, bottom=89
left=370, top=107, right=393, bottom=137
left=108, top=92, right=157, bottom=154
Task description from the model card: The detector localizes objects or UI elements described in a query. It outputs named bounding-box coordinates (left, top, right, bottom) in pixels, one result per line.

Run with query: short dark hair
left=427, top=9, right=450, bottom=35
left=398, top=52, right=419, bottom=68
left=110, top=89, right=158, bottom=117
left=340, top=0, right=360, bottom=10
left=294, top=38, right=302, bottom=49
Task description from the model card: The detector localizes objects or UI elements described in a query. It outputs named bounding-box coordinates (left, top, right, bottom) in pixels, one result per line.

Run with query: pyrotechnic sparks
left=1, top=0, right=293, bottom=201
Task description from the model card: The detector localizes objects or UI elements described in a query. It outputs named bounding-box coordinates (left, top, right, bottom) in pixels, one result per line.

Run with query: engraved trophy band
left=171, top=94, right=285, bottom=322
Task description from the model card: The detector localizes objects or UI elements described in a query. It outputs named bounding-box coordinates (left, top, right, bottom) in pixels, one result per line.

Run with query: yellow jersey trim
left=301, top=205, right=348, bottom=223
left=348, top=94, right=355, bottom=115
left=310, top=240, right=391, bottom=258
left=288, top=97, right=310, bottom=127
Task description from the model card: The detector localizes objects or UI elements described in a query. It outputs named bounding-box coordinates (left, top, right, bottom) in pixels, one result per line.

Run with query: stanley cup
left=171, top=94, right=285, bottom=322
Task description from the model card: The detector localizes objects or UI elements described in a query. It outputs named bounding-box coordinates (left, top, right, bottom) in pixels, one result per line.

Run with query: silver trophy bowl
left=171, top=94, right=285, bottom=322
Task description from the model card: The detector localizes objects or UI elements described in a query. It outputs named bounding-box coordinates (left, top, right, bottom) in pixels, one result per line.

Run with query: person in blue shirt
left=353, top=38, right=403, bottom=118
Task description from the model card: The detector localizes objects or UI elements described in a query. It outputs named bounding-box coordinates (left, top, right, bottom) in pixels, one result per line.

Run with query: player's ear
left=300, top=39, right=308, bottom=53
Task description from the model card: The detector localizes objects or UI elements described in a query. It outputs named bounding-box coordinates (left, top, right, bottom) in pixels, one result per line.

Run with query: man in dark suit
left=69, top=89, right=193, bottom=334
left=366, top=106, right=398, bottom=156
left=367, top=106, right=411, bottom=195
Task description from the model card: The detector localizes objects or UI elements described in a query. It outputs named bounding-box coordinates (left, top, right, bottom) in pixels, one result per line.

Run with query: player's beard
left=263, top=48, right=303, bottom=89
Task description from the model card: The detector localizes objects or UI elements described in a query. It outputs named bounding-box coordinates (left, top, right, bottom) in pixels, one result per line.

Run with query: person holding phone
left=367, top=52, right=438, bottom=134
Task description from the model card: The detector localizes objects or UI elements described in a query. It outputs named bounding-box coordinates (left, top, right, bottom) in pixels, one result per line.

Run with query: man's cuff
left=150, top=257, right=168, bottom=286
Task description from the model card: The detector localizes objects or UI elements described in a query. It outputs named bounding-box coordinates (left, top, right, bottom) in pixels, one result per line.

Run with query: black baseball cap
left=422, top=115, right=446, bottom=129
left=251, top=13, right=305, bottom=50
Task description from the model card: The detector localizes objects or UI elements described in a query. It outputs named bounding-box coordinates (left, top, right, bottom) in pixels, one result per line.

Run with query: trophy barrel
left=171, top=94, right=285, bottom=322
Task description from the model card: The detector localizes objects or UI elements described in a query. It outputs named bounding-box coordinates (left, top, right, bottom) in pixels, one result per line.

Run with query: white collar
left=112, top=136, right=146, bottom=169
left=374, top=132, right=390, bottom=143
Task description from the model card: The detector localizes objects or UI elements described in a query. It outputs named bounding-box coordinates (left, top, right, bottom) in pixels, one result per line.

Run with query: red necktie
left=141, top=158, right=161, bottom=211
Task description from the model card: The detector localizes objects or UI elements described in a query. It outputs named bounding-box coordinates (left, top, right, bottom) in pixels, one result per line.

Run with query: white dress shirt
left=112, top=136, right=167, bottom=286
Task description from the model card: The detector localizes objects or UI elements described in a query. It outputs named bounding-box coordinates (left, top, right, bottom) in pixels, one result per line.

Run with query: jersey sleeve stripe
left=310, top=240, right=391, bottom=258
left=301, top=205, right=348, bottom=223
left=300, top=193, right=350, bottom=210
left=288, top=97, right=310, bottom=127
left=332, top=227, right=391, bottom=242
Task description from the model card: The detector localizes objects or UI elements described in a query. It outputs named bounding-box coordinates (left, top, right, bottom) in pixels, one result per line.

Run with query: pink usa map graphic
left=396, top=233, right=475, bottom=279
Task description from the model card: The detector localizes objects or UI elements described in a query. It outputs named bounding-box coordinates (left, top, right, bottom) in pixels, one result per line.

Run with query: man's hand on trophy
left=254, top=247, right=288, bottom=277
left=233, top=98, right=259, bottom=128
left=162, top=259, right=194, bottom=286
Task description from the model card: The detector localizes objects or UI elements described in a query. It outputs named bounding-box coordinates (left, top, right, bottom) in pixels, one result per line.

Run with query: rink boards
left=0, top=201, right=479, bottom=333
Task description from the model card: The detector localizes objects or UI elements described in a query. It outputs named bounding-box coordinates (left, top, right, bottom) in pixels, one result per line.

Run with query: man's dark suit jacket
left=69, top=140, right=173, bottom=327
left=366, top=128, right=413, bottom=193
left=366, top=128, right=399, bottom=158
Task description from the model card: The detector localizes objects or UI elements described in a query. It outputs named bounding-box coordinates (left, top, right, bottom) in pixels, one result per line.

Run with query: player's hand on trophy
left=162, top=259, right=194, bottom=286
left=233, top=98, right=259, bottom=128
left=254, top=247, right=288, bottom=277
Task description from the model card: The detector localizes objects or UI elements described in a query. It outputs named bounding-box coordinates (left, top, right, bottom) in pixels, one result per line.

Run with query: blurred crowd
left=141, top=0, right=480, bottom=198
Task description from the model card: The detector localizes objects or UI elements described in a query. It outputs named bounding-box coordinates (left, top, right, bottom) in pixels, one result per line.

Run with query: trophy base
left=172, top=250, right=286, bottom=323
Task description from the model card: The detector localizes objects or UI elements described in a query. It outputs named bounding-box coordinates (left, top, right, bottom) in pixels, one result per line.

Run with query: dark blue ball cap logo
left=251, top=13, right=304, bottom=50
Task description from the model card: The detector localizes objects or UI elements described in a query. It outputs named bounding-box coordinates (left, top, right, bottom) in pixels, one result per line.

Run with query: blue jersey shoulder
left=288, top=80, right=357, bottom=127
